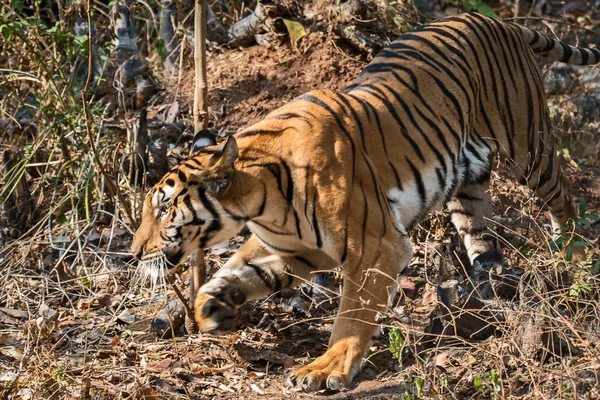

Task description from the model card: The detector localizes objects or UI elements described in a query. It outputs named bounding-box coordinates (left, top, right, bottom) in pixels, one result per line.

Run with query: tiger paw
left=193, top=293, right=238, bottom=334
left=283, top=339, right=362, bottom=392
left=470, top=250, right=518, bottom=300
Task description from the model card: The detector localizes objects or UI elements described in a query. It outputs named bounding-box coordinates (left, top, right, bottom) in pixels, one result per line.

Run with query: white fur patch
left=387, top=165, right=440, bottom=227
left=464, top=143, right=491, bottom=179
left=161, top=185, right=176, bottom=201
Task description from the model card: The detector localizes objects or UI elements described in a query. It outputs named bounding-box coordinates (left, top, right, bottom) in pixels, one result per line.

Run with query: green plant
left=473, top=376, right=482, bottom=391
left=464, top=0, right=497, bottom=17
left=550, top=199, right=598, bottom=262
left=488, top=368, right=501, bottom=393
left=414, top=375, right=425, bottom=399
left=389, top=327, right=405, bottom=363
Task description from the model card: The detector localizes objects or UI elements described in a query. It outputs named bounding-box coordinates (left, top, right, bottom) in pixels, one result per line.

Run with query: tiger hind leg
left=447, top=176, right=504, bottom=273
left=509, top=146, right=580, bottom=258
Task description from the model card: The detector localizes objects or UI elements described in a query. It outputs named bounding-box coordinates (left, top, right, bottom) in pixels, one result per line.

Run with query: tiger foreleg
left=194, top=235, right=336, bottom=333
left=284, top=229, right=412, bottom=392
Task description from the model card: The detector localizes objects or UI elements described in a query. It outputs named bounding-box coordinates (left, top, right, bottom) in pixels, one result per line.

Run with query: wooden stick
left=189, top=0, right=208, bottom=330
left=194, top=0, right=208, bottom=132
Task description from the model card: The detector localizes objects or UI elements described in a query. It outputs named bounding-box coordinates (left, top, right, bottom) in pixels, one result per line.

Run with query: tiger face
left=130, top=136, right=246, bottom=270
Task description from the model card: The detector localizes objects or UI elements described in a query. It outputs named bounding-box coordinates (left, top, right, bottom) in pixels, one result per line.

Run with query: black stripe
left=530, top=30, right=540, bottom=46
left=536, top=152, right=554, bottom=189
left=254, top=232, right=299, bottom=254
left=198, top=188, right=221, bottom=247
left=541, top=38, right=556, bottom=52
left=312, top=191, right=322, bottom=248
left=221, top=205, right=248, bottom=222
left=361, top=153, right=387, bottom=236
left=406, top=157, right=426, bottom=211
left=581, top=49, right=590, bottom=65
left=252, top=220, right=294, bottom=235
left=389, top=161, right=403, bottom=191
left=280, top=159, right=294, bottom=204
left=560, top=42, right=573, bottom=63
left=456, top=192, right=484, bottom=201
left=183, top=195, right=205, bottom=225
left=238, top=128, right=290, bottom=138
left=346, top=93, right=388, bottom=156
left=449, top=208, right=474, bottom=217
left=177, top=170, right=187, bottom=183
left=300, top=94, right=357, bottom=182
left=359, top=182, right=369, bottom=263
left=266, top=112, right=315, bottom=129
left=334, top=93, right=367, bottom=150
left=294, top=256, right=318, bottom=270
left=247, top=263, right=274, bottom=291
left=358, top=84, right=425, bottom=162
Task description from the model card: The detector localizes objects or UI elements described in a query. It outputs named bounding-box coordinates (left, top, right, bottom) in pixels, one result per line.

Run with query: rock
left=413, top=0, right=440, bottom=15
left=543, top=62, right=573, bottom=95
left=151, top=299, right=186, bottom=338
left=573, top=94, right=600, bottom=123
left=437, top=280, right=502, bottom=340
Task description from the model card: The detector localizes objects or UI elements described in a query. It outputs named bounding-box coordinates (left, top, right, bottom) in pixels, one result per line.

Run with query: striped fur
left=131, top=13, right=593, bottom=392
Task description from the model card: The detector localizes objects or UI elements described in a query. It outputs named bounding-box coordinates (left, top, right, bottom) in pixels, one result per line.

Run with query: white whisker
left=131, top=253, right=170, bottom=298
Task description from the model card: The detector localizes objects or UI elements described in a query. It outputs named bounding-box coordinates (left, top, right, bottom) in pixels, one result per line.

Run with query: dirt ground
left=2, top=9, right=600, bottom=400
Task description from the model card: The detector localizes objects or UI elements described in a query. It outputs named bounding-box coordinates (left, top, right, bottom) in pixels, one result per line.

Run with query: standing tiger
left=131, top=13, right=597, bottom=392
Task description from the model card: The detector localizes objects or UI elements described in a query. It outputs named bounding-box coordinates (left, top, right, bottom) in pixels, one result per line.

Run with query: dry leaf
left=282, top=19, right=306, bottom=50
left=110, top=334, right=120, bottom=347
left=116, top=309, right=135, bottom=324
left=399, top=276, right=416, bottom=298
left=191, top=363, right=234, bottom=375
left=434, top=352, right=449, bottom=369
left=145, top=358, right=173, bottom=373
left=0, top=307, right=28, bottom=319
left=422, top=283, right=438, bottom=305
left=250, top=383, right=265, bottom=395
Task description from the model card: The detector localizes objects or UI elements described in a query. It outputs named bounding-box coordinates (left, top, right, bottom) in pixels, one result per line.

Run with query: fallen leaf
left=250, top=383, right=265, bottom=395
left=0, top=310, right=21, bottom=325
left=116, top=309, right=135, bottom=324
left=421, top=283, right=438, bottom=305
left=282, top=19, right=306, bottom=50
left=191, top=363, right=234, bottom=375
left=0, top=307, right=28, bottom=319
left=110, top=335, right=120, bottom=347
left=165, top=101, right=179, bottom=124
left=233, top=343, right=294, bottom=368
left=399, top=276, right=416, bottom=298
left=218, top=384, right=235, bottom=393
left=434, top=352, right=449, bottom=369
left=145, top=358, right=173, bottom=373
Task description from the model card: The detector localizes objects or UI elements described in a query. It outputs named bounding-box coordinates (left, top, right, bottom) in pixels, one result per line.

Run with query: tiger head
left=130, top=134, right=251, bottom=272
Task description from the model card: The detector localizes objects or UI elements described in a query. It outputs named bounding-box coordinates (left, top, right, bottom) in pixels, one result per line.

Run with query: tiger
left=130, top=12, right=598, bottom=392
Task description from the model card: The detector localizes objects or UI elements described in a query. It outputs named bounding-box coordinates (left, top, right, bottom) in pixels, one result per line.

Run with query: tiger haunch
left=131, top=13, right=593, bottom=392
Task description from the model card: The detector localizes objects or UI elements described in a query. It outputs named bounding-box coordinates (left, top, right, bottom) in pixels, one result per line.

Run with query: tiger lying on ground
left=131, top=12, right=597, bottom=392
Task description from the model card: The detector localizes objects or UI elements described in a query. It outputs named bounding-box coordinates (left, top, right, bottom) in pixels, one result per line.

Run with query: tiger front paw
left=193, top=292, right=238, bottom=333
left=283, top=338, right=362, bottom=392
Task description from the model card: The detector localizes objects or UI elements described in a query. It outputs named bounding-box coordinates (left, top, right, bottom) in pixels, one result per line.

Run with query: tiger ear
left=191, top=129, right=217, bottom=154
left=208, top=136, right=238, bottom=169
left=204, top=136, right=238, bottom=196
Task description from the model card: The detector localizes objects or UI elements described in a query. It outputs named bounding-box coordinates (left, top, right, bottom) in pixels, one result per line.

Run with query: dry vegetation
left=1, top=0, right=600, bottom=399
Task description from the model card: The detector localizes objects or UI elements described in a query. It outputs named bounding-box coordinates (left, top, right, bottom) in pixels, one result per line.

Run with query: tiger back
left=131, top=13, right=598, bottom=392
